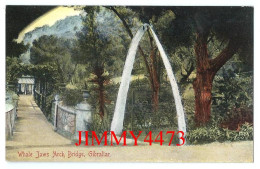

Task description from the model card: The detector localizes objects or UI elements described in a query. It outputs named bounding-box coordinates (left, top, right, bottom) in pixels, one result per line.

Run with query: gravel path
left=6, top=95, right=253, bottom=162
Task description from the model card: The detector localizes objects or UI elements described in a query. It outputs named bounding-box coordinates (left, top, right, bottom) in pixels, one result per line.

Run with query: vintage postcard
left=5, top=4, right=254, bottom=163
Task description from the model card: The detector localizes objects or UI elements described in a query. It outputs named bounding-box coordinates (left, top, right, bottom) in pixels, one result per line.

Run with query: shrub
left=61, top=88, right=83, bottom=106
left=186, top=123, right=253, bottom=144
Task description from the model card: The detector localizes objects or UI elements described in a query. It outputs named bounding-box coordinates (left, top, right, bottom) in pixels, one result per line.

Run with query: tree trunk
left=98, top=81, right=105, bottom=118
left=193, top=32, right=212, bottom=125
left=91, top=65, right=111, bottom=119
left=108, top=7, right=161, bottom=112
left=193, top=71, right=215, bottom=125
left=152, top=86, right=159, bottom=111
left=193, top=32, right=238, bottom=125
left=150, top=49, right=160, bottom=111
left=94, top=66, right=106, bottom=118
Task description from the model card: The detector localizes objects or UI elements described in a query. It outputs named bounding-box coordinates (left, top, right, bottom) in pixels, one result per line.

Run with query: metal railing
left=34, top=90, right=47, bottom=114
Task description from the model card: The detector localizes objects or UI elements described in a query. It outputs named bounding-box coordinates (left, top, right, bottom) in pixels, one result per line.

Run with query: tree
left=30, top=35, right=77, bottom=113
left=128, top=6, right=253, bottom=125
left=6, top=57, right=23, bottom=84
left=6, top=41, right=28, bottom=85
left=30, top=35, right=75, bottom=84
left=74, top=7, right=126, bottom=118
left=106, top=6, right=163, bottom=111
left=6, top=41, right=28, bottom=58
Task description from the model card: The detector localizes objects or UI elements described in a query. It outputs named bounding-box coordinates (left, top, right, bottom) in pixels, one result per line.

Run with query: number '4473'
left=143, top=131, right=185, bottom=146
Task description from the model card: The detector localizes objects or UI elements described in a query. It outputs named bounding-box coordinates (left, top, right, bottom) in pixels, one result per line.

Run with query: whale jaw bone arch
left=110, top=24, right=186, bottom=143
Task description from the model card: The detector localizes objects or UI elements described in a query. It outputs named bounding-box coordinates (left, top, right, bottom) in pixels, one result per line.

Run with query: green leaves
left=6, top=56, right=23, bottom=84
left=187, top=123, right=253, bottom=144
left=6, top=41, right=28, bottom=58
left=61, top=88, right=83, bottom=106
left=30, top=35, right=77, bottom=84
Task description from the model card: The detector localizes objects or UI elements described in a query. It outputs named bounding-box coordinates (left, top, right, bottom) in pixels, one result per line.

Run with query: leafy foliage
left=72, top=7, right=130, bottom=118
left=6, top=41, right=28, bottom=58
left=60, top=88, right=84, bottom=106
left=30, top=35, right=76, bottom=83
left=6, top=57, right=23, bottom=84
left=187, top=123, right=253, bottom=144
left=211, top=58, right=253, bottom=129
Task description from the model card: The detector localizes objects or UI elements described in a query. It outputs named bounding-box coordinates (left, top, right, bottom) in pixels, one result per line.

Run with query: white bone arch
left=110, top=24, right=186, bottom=141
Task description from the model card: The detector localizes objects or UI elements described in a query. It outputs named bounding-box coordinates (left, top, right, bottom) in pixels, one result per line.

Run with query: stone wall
left=56, top=105, right=76, bottom=138
left=5, top=104, right=17, bottom=140
left=5, top=92, right=18, bottom=140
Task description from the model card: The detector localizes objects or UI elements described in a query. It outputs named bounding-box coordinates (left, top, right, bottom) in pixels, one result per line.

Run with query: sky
left=17, top=6, right=81, bottom=43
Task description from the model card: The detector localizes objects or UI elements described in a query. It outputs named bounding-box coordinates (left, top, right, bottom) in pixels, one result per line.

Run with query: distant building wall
left=17, top=76, right=35, bottom=95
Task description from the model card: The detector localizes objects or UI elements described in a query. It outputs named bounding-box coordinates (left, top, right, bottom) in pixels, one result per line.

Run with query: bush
left=61, top=88, right=84, bottom=106
left=225, top=123, right=253, bottom=141
left=186, top=123, right=253, bottom=144
left=212, top=72, right=253, bottom=122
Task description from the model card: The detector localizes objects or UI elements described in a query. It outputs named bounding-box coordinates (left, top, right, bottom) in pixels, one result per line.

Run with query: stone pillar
left=75, top=101, right=92, bottom=140
left=25, top=84, right=27, bottom=95
left=53, top=94, right=60, bottom=131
